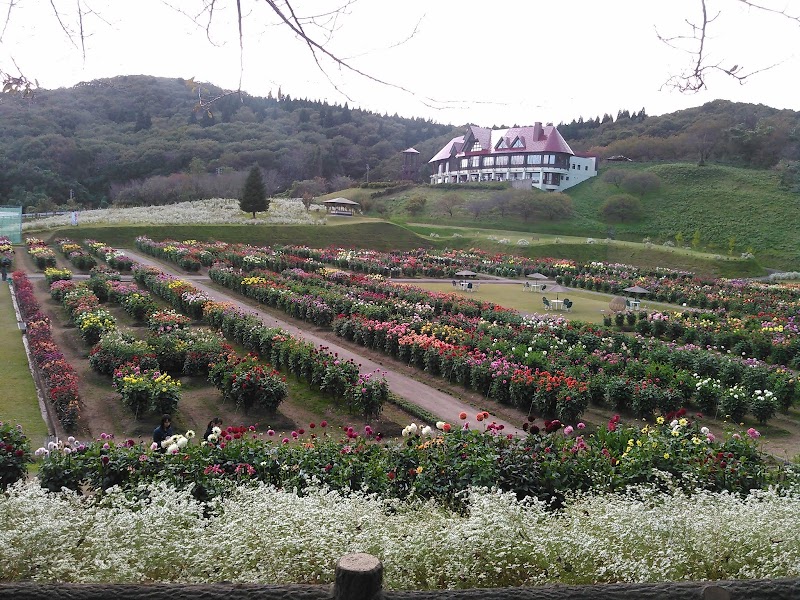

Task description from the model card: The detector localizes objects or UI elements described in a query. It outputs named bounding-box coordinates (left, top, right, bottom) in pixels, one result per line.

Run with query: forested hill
left=559, top=100, right=800, bottom=175
left=0, top=75, right=458, bottom=209
left=1, top=75, right=799, bottom=212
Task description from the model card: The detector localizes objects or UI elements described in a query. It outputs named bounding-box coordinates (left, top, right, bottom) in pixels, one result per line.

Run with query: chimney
left=533, top=122, right=543, bottom=141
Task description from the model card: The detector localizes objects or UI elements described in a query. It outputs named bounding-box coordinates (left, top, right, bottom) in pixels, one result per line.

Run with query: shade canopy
left=454, top=270, right=477, bottom=277
left=322, top=198, right=361, bottom=206
left=526, top=272, right=549, bottom=280
left=546, top=284, right=569, bottom=298
left=623, top=285, right=651, bottom=295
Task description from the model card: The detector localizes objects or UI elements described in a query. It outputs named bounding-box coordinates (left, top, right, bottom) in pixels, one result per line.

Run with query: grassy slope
left=344, top=162, right=799, bottom=271
left=33, top=216, right=762, bottom=279
left=39, top=221, right=435, bottom=252
left=0, top=282, right=49, bottom=444
left=569, top=162, right=800, bottom=268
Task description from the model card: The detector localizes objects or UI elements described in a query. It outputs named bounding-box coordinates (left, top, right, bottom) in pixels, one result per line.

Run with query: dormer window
left=496, top=139, right=508, bottom=150
left=470, top=141, right=482, bottom=152
left=512, top=138, right=524, bottom=148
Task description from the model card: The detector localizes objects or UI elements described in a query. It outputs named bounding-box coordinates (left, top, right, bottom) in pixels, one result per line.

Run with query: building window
left=544, top=172, right=561, bottom=185
left=512, top=138, right=524, bottom=148
left=544, top=154, right=556, bottom=165
left=483, top=156, right=495, bottom=167
left=469, top=156, right=480, bottom=168
left=528, top=154, right=542, bottom=165
left=471, top=141, right=482, bottom=152
left=585, top=165, right=589, bottom=170
left=496, top=155, right=509, bottom=166
left=496, top=139, right=508, bottom=149
left=460, top=158, right=468, bottom=169
left=511, top=155, right=524, bottom=165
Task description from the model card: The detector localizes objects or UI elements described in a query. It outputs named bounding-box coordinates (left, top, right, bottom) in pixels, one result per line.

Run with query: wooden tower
left=401, top=147, right=420, bottom=181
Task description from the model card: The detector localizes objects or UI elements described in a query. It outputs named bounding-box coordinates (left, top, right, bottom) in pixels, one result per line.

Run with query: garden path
left=121, top=249, right=525, bottom=436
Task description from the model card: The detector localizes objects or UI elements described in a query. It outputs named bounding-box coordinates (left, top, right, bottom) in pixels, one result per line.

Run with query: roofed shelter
left=322, top=198, right=361, bottom=216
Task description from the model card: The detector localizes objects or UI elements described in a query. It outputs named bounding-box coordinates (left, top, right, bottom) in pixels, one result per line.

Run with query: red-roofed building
left=428, top=122, right=597, bottom=191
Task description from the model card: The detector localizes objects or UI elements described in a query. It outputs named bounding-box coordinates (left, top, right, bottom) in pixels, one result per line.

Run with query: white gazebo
left=322, top=198, right=361, bottom=216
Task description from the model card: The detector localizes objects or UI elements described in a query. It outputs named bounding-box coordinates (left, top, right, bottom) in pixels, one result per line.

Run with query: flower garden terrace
left=5, top=238, right=800, bottom=590
left=135, top=236, right=800, bottom=354
left=130, top=237, right=798, bottom=428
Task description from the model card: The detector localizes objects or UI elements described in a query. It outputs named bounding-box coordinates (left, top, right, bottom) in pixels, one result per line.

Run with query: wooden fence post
left=334, top=553, right=383, bottom=600
left=703, top=585, right=731, bottom=600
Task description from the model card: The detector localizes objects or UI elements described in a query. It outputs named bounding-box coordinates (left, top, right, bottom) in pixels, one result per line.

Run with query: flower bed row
left=53, top=260, right=286, bottom=418
left=84, top=239, right=135, bottom=271
left=11, top=271, right=81, bottom=429
left=131, top=264, right=388, bottom=420
left=32, top=412, right=792, bottom=507
left=132, top=237, right=798, bottom=422
left=201, top=245, right=795, bottom=423
left=0, top=235, right=13, bottom=270
left=86, top=246, right=291, bottom=415
left=0, top=421, right=31, bottom=490
left=606, top=305, right=800, bottom=369
left=25, top=237, right=56, bottom=269
left=135, top=236, right=800, bottom=368
left=334, top=313, right=795, bottom=423
left=5, top=479, right=800, bottom=588
left=55, top=237, right=97, bottom=270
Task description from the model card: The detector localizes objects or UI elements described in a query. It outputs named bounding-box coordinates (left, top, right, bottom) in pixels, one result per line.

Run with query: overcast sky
left=2, top=0, right=798, bottom=127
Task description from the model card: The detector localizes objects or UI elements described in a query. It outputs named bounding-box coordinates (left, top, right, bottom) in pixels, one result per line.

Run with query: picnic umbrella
left=526, top=272, right=549, bottom=280
left=623, top=285, right=651, bottom=295
left=454, top=270, right=476, bottom=277
left=547, top=284, right=570, bottom=299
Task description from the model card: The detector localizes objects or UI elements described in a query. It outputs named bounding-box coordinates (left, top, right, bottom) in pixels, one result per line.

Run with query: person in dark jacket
left=152, top=414, right=174, bottom=451
left=204, top=417, right=223, bottom=441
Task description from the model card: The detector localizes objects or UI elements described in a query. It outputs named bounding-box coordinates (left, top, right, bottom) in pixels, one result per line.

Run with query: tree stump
left=334, top=553, right=383, bottom=600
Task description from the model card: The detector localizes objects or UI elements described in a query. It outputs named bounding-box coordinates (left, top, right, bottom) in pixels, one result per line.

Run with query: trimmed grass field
left=409, top=281, right=678, bottom=324
left=0, top=281, right=49, bottom=445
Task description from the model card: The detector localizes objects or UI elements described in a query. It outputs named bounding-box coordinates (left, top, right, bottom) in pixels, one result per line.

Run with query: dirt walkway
left=123, top=249, right=525, bottom=436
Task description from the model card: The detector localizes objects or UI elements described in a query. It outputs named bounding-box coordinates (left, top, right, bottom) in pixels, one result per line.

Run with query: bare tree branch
left=658, top=0, right=798, bottom=93
left=736, top=0, right=800, bottom=23
left=48, top=0, right=81, bottom=54
left=76, top=0, right=87, bottom=61
left=0, top=0, right=19, bottom=42
left=259, top=0, right=463, bottom=110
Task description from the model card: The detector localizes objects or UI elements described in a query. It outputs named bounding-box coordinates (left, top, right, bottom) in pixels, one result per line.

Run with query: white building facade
left=429, top=123, right=597, bottom=192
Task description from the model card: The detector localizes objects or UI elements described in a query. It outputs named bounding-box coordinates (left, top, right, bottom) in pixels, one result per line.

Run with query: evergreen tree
left=240, top=166, right=268, bottom=218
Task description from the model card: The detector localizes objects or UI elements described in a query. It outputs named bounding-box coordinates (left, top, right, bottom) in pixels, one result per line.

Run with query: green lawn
left=0, top=282, right=49, bottom=445
left=36, top=221, right=434, bottom=253
left=411, top=282, right=612, bottom=323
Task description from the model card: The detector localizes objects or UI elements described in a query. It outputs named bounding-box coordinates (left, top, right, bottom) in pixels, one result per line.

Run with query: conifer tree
left=240, top=166, right=268, bottom=218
